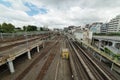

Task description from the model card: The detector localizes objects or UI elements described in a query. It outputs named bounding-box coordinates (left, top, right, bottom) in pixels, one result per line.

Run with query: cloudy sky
left=0, top=0, right=120, bottom=29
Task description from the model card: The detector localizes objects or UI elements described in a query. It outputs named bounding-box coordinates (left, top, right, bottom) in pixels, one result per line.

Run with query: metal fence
left=0, top=31, right=51, bottom=40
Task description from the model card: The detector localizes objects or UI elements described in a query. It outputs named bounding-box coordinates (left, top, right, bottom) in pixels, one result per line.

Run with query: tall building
left=108, top=15, right=120, bottom=33
left=101, top=23, right=108, bottom=33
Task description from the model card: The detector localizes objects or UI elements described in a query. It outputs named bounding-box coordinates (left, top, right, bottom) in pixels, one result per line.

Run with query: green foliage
left=0, top=24, right=1, bottom=32
left=107, top=32, right=120, bottom=36
left=27, top=25, right=37, bottom=31
left=14, top=27, right=22, bottom=32
left=1, top=22, right=15, bottom=33
left=23, top=25, right=37, bottom=31
left=23, top=26, right=27, bottom=31
left=93, top=32, right=120, bottom=36
left=93, top=33, right=106, bottom=36
left=104, top=47, right=111, bottom=55
left=104, top=47, right=120, bottom=60
left=0, top=22, right=50, bottom=33
left=40, top=27, right=44, bottom=31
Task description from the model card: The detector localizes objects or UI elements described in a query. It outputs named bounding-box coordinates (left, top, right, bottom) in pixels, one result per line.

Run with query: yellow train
left=61, top=48, right=69, bottom=59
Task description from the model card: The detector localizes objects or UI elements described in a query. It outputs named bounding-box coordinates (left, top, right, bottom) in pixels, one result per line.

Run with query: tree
left=23, top=25, right=37, bottom=31
left=7, top=23, right=15, bottom=32
left=27, top=25, right=37, bottom=31
left=23, top=26, right=27, bottom=31
left=1, top=22, right=15, bottom=33
left=14, top=27, right=22, bottom=32
left=2, top=23, right=7, bottom=32
left=40, top=27, right=44, bottom=31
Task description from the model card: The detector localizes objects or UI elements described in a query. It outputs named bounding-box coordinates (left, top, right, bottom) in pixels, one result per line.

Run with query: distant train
left=61, top=48, right=69, bottom=59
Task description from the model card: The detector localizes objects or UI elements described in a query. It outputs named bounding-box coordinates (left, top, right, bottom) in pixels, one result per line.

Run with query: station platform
left=93, top=36, right=120, bottom=42
left=0, top=40, right=43, bottom=66
left=105, top=46, right=120, bottom=55
left=76, top=39, right=120, bottom=73
left=0, top=36, right=40, bottom=48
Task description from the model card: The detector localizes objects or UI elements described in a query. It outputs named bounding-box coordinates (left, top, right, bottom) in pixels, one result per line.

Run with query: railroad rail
left=76, top=41, right=119, bottom=79
left=68, top=39, right=119, bottom=80
left=36, top=42, right=60, bottom=80
left=15, top=37, right=60, bottom=80
left=67, top=40, right=90, bottom=80
left=0, top=34, right=53, bottom=66
left=0, top=35, right=49, bottom=51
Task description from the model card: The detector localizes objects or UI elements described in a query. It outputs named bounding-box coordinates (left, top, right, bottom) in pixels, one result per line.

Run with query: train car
left=61, top=48, right=69, bottom=59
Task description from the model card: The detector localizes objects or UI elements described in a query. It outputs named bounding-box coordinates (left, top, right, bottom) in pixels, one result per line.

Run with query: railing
left=93, top=36, right=120, bottom=41
left=0, top=31, right=52, bottom=40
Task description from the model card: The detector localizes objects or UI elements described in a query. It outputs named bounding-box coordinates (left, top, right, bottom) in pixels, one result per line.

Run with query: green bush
left=93, top=32, right=120, bottom=36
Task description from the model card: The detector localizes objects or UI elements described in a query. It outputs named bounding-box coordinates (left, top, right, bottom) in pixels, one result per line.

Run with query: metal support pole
left=8, top=60, right=15, bottom=73
left=37, top=45, right=40, bottom=52
left=92, top=38, right=94, bottom=46
left=12, top=32, right=15, bottom=38
left=93, top=52, right=95, bottom=56
left=1, top=33, right=3, bottom=40
left=100, top=56, right=102, bottom=62
left=43, top=41, right=44, bottom=48
left=26, top=32, right=29, bottom=49
left=98, top=40, right=101, bottom=49
left=27, top=50, right=31, bottom=59
left=111, top=63, right=114, bottom=71
left=112, top=41, right=116, bottom=48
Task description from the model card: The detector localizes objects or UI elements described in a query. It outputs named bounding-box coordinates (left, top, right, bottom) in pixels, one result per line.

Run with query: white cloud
left=0, top=0, right=120, bottom=29
left=6, top=0, right=30, bottom=11
left=0, top=4, right=33, bottom=21
left=0, top=4, right=35, bottom=27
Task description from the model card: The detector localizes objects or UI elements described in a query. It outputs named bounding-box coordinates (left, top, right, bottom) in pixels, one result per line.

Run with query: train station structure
left=0, top=31, right=120, bottom=80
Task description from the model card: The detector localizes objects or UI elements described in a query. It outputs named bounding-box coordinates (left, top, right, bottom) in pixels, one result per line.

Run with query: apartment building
left=101, top=23, right=108, bottom=33
left=108, top=15, right=120, bottom=33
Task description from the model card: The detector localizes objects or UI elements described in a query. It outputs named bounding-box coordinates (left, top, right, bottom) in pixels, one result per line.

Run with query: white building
left=108, top=15, right=120, bottom=33
left=73, top=29, right=93, bottom=44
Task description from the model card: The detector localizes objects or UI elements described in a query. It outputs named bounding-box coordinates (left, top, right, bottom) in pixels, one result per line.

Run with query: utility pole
left=0, top=26, right=3, bottom=40
left=0, top=32, right=3, bottom=40
left=25, top=27, right=29, bottom=49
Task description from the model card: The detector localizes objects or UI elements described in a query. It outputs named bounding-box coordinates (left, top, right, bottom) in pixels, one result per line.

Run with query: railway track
left=15, top=36, right=60, bottom=80
left=75, top=41, right=119, bottom=80
left=68, top=39, right=119, bottom=80
left=0, top=35, right=59, bottom=79
left=67, top=40, right=90, bottom=80
left=36, top=42, right=60, bottom=80
left=0, top=34, right=48, bottom=43
left=51, top=37, right=73, bottom=80
left=0, top=35, right=49, bottom=51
